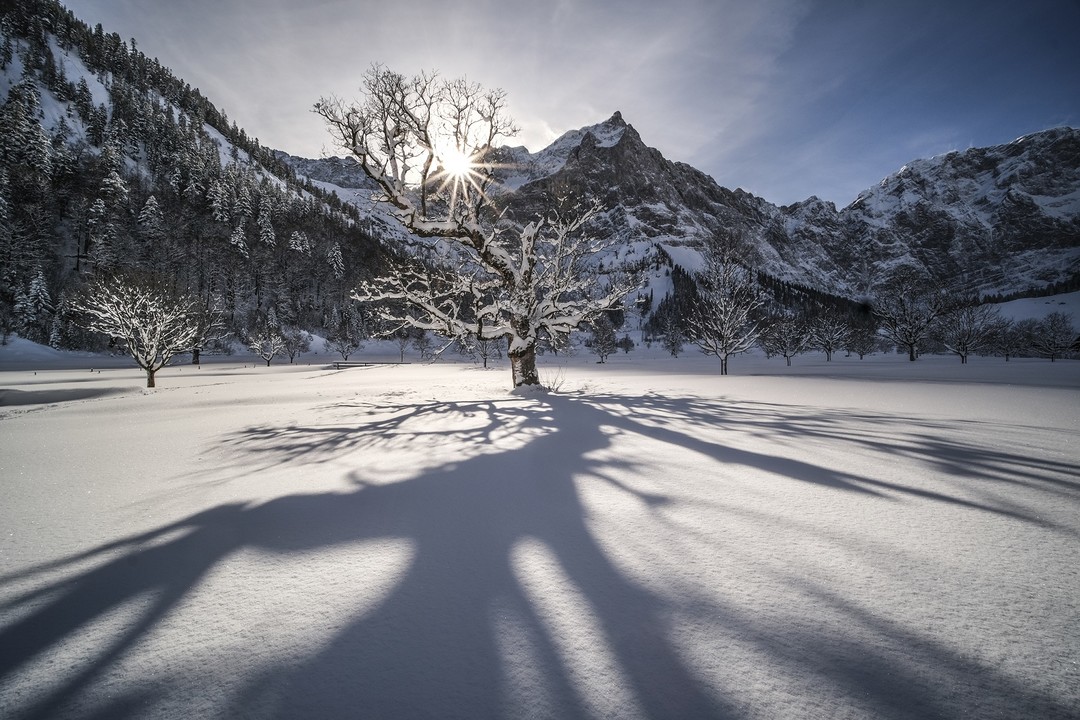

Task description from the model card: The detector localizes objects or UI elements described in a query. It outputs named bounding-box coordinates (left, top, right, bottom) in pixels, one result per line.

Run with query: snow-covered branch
left=321, top=67, right=634, bottom=386
left=688, top=235, right=766, bottom=375
left=73, top=273, right=200, bottom=387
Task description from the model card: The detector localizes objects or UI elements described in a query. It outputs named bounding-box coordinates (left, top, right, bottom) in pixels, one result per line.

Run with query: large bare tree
left=315, top=66, right=629, bottom=387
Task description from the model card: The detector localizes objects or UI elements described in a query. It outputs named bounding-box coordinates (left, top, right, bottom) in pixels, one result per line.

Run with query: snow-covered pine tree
left=257, top=192, right=275, bottom=246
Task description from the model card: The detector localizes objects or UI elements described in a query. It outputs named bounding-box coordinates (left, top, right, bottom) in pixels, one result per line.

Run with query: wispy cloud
left=64, top=0, right=1080, bottom=205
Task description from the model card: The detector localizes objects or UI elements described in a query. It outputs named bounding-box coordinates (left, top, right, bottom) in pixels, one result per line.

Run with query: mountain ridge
left=284, top=115, right=1080, bottom=300
left=470, top=116, right=1080, bottom=298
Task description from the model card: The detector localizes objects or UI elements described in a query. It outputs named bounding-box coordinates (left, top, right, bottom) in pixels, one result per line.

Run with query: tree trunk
left=510, top=343, right=540, bottom=387
left=720, top=356, right=728, bottom=375
left=191, top=348, right=201, bottom=364
left=265, top=358, right=272, bottom=367
left=908, top=344, right=917, bottom=361
left=786, top=356, right=791, bottom=366
left=146, top=368, right=156, bottom=388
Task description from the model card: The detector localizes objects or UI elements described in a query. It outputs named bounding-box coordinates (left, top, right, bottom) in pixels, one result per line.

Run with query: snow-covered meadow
left=1, top=344, right=1078, bottom=719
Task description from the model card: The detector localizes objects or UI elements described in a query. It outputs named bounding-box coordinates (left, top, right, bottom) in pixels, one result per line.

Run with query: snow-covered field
left=1, top=345, right=1078, bottom=719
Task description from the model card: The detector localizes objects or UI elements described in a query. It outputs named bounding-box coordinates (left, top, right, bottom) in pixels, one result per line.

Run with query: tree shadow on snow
left=1, top=390, right=1076, bottom=719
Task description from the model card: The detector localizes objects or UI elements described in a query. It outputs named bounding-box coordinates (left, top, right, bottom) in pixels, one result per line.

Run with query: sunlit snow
left=1, top=340, right=1077, bottom=719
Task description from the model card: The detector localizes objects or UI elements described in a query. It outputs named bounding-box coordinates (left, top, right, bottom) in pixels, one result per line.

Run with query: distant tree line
left=612, top=235, right=1077, bottom=374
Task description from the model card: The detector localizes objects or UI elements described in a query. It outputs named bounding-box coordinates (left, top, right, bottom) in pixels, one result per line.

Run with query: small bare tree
left=74, top=273, right=199, bottom=387
left=661, top=315, right=684, bottom=358
left=459, top=332, right=504, bottom=368
left=411, top=330, right=436, bottom=360
left=991, top=318, right=1028, bottom=361
left=808, top=312, right=851, bottom=362
left=249, top=329, right=286, bottom=366
left=688, top=235, right=765, bottom=375
left=845, top=316, right=880, bottom=359
left=934, top=301, right=1002, bottom=363
left=190, top=302, right=228, bottom=365
left=316, top=66, right=630, bottom=387
left=391, top=326, right=418, bottom=362
left=1030, top=311, right=1076, bottom=361
left=759, top=312, right=809, bottom=366
left=589, top=314, right=617, bottom=363
left=281, top=326, right=312, bottom=363
left=872, top=266, right=950, bottom=361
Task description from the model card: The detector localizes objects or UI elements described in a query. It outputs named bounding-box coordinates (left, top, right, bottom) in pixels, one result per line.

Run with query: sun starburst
left=441, top=145, right=474, bottom=180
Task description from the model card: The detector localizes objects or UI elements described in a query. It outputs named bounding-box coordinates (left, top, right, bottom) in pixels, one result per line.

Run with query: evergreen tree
left=257, top=192, right=275, bottom=245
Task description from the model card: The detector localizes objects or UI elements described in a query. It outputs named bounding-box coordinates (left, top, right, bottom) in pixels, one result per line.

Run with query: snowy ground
left=1, top=343, right=1078, bottom=720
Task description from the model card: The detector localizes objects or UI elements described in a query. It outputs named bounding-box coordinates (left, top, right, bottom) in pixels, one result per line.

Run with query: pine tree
left=327, top=242, right=344, bottom=279
left=15, top=269, right=52, bottom=342
left=289, top=230, right=310, bottom=254
left=230, top=221, right=249, bottom=258
left=257, top=192, right=275, bottom=245
left=137, top=195, right=165, bottom=241
left=100, top=169, right=129, bottom=207
left=208, top=179, right=231, bottom=223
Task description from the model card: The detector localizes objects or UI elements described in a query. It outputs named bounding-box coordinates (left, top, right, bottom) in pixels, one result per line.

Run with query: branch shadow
left=0, top=387, right=125, bottom=407
left=2, top=389, right=1076, bottom=718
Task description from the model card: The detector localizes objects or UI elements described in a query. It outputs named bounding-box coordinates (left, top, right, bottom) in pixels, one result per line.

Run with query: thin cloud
left=61, top=0, right=1080, bottom=206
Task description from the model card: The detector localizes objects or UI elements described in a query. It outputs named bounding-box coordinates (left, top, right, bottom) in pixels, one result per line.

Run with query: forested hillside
left=0, top=0, right=386, bottom=351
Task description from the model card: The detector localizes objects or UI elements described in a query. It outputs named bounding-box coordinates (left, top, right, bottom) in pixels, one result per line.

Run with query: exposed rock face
left=293, top=115, right=1080, bottom=299
left=276, top=152, right=379, bottom=191
left=497, top=117, right=1080, bottom=297
left=834, top=127, right=1080, bottom=296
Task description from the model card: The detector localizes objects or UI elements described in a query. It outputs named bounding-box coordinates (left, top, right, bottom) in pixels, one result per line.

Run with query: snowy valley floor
left=1, top=348, right=1078, bottom=719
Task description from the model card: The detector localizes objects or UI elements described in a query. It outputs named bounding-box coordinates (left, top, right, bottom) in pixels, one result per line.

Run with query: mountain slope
left=0, top=0, right=387, bottom=348
left=836, top=127, right=1080, bottom=296
left=486, top=114, right=1080, bottom=299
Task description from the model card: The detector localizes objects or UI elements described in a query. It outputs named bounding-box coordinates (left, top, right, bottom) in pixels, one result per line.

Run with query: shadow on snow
left=1, top=390, right=1076, bottom=719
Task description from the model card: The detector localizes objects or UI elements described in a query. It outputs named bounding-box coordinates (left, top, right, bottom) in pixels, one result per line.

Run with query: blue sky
left=64, top=0, right=1080, bottom=207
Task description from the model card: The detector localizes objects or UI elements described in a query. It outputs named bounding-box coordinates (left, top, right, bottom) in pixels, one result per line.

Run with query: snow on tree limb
left=73, top=273, right=200, bottom=387
left=318, top=66, right=634, bottom=386
left=688, top=234, right=765, bottom=375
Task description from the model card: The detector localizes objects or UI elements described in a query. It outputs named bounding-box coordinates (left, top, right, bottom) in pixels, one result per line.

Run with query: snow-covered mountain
left=483, top=113, right=1080, bottom=299
left=0, top=2, right=389, bottom=348
left=8, top=0, right=1077, bottom=321
left=293, top=110, right=1078, bottom=299
left=835, top=127, right=1080, bottom=297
